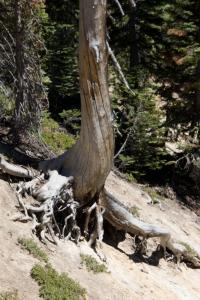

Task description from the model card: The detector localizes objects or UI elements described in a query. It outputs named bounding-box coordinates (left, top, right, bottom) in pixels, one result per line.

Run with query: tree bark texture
left=14, top=0, right=25, bottom=121
left=129, top=4, right=139, bottom=70
left=40, top=0, right=114, bottom=204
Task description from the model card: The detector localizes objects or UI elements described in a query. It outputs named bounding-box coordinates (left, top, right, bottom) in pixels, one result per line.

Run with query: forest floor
left=0, top=171, right=200, bottom=300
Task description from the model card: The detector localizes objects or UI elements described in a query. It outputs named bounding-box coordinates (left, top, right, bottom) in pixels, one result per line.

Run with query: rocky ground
left=0, top=172, right=200, bottom=300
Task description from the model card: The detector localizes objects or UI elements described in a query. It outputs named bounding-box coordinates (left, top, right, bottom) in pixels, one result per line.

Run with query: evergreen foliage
left=43, top=0, right=79, bottom=115
left=108, top=0, right=200, bottom=179
left=40, top=111, right=76, bottom=154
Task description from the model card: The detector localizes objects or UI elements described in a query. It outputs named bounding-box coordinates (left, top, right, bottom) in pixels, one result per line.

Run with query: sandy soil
left=0, top=172, right=200, bottom=300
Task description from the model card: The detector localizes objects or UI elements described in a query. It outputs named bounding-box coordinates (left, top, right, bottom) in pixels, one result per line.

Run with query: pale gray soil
left=0, top=172, right=200, bottom=300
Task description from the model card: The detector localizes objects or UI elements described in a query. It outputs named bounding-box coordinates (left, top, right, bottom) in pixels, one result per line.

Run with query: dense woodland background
left=0, top=0, right=200, bottom=211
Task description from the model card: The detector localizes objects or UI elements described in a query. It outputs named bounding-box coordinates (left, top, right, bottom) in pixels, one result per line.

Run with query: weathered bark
left=1, top=155, right=200, bottom=267
left=0, top=155, right=36, bottom=178
left=12, top=0, right=42, bottom=132
left=1, top=0, right=199, bottom=269
left=195, top=2, right=200, bottom=120
left=129, top=3, right=139, bottom=70
left=14, top=0, right=25, bottom=121
left=40, top=0, right=114, bottom=204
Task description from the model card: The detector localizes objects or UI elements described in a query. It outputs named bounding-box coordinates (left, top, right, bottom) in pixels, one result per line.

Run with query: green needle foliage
left=40, top=111, right=76, bottom=154
left=1, top=0, right=199, bottom=188
left=31, top=264, right=86, bottom=300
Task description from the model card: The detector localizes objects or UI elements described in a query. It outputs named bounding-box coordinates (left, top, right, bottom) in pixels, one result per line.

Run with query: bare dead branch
left=129, top=0, right=136, bottom=8
left=113, top=0, right=125, bottom=16
left=114, top=129, right=132, bottom=159
left=107, top=41, right=135, bottom=95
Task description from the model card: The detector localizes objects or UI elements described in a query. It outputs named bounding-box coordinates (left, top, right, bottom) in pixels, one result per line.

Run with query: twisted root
left=1, top=157, right=199, bottom=267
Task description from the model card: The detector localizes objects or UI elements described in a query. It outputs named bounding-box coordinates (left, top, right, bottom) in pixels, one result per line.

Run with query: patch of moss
left=40, top=112, right=76, bottom=154
left=18, top=238, right=48, bottom=263
left=31, top=264, right=86, bottom=300
left=129, top=206, right=141, bottom=218
left=0, top=290, right=20, bottom=300
left=80, top=254, right=108, bottom=274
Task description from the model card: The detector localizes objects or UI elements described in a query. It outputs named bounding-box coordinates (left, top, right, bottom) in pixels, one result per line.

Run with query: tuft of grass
left=80, top=254, right=108, bottom=274
left=143, top=186, right=165, bottom=204
left=31, top=264, right=86, bottom=300
left=40, top=111, right=76, bottom=154
left=129, top=206, right=141, bottom=218
left=179, top=242, right=197, bottom=256
left=0, top=290, right=20, bottom=300
left=18, top=238, right=48, bottom=263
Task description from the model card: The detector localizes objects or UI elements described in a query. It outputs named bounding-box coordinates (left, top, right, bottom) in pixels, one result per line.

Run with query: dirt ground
left=0, top=172, right=200, bottom=300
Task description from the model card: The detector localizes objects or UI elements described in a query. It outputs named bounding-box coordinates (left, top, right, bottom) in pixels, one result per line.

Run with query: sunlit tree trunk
left=41, top=0, right=114, bottom=203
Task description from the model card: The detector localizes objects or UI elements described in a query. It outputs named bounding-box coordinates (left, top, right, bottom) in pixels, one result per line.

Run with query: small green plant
left=0, top=290, right=20, bottom=300
left=179, top=242, right=197, bottom=256
left=0, top=89, right=14, bottom=117
left=129, top=206, right=141, bottom=218
left=18, top=238, right=48, bottom=263
left=40, top=111, right=76, bottom=154
left=80, top=254, right=108, bottom=274
left=31, top=264, right=86, bottom=300
left=143, top=186, right=165, bottom=204
left=59, top=109, right=81, bottom=134
left=125, top=172, right=137, bottom=183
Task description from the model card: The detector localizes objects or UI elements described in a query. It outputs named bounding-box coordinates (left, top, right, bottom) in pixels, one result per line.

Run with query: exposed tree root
left=1, top=157, right=200, bottom=268
left=102, top=189, right=200, bottom=268
left=0, top=155, right=36, bottom=178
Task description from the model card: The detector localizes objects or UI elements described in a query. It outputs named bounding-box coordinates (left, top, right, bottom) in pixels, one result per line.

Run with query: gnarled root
left=1, top=156, right=199, bottom=267
left=16, top=170, right=80, bottom=244
left=84, top=201, right=106, bottom=261
left=0, top=155, right=37, bottom=178
left=102, top=189, right=200, bottom=268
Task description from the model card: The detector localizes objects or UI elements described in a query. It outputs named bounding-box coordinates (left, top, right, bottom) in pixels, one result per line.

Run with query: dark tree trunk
left=129, top=4, right=139, bottom=70
left=13, top=0, right=42, bottom=133
left=14, top=0, right=25, bottom=122
left=195, top=3, right=200, bottom=120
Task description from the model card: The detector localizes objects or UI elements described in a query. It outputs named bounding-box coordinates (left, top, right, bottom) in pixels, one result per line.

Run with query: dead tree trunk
left=40, top=0, right=114, bottom=204
left=12, top=0, right=42, bottom=133
left=1, top=0, right=200, bottom=268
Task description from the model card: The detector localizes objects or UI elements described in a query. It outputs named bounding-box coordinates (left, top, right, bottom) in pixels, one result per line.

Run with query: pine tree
left=43, top=0, right=79, bottom=115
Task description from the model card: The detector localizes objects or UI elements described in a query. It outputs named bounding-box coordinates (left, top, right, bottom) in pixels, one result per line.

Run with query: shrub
left=31, top=264, right=86, bottom=300
left=80, top=254, right=108, bottom=274
left=0, top=290, right=20, bottom=300
left=40, top=111, right=76, bottom=154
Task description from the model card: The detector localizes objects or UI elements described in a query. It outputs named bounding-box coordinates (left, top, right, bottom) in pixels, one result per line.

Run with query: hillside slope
left=0, top=172, right=200, bottom=300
